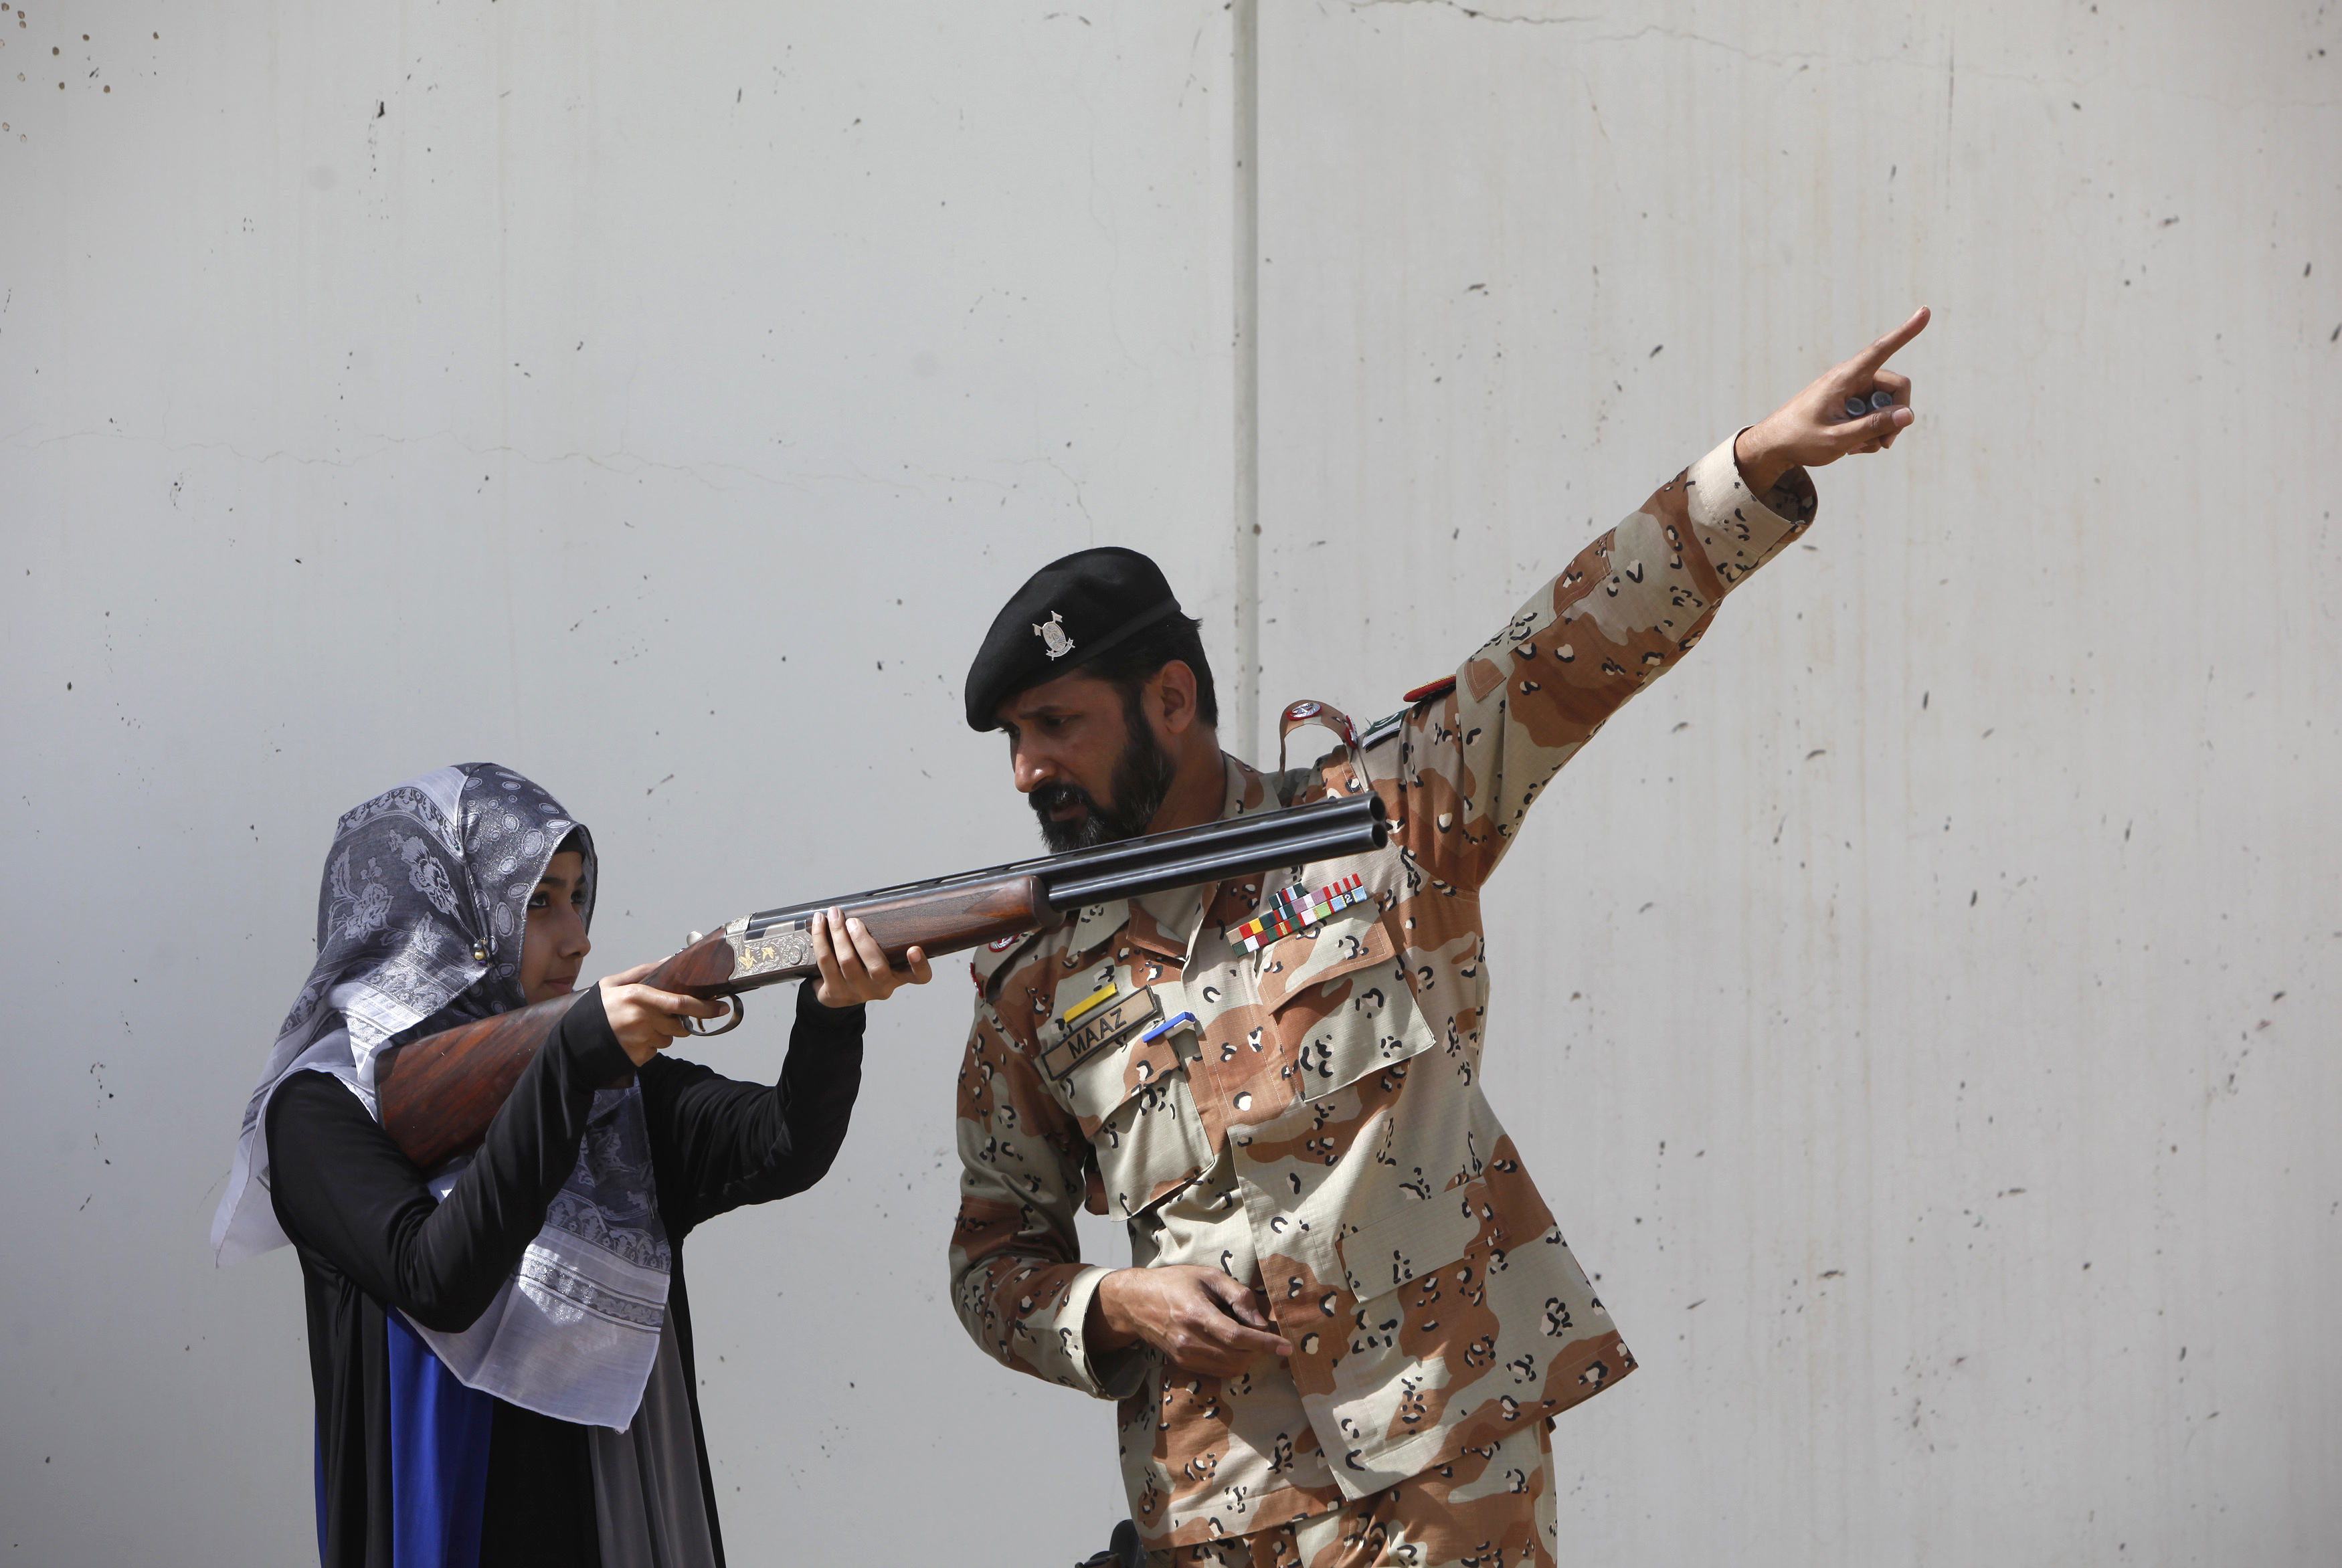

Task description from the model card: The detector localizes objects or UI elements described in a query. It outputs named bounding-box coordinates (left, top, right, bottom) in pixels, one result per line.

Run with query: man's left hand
left=809, top=906, right=932, bottom=1007
left=1734, top=305, right=1930, bottom=494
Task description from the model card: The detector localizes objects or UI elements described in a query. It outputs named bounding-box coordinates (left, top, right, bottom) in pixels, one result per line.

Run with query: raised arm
left=1380, top=308, right=1929, bottom=893
left=637, top=981, right=868, bottom=1234
left=635, top=909, right=925, bottom=1234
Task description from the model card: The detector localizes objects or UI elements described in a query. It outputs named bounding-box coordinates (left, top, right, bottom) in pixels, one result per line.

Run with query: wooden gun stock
left=377, top=926, right=755, bottom=1171
left=376, top=792, right=1386, bottom=1170
left=377, top=993, right=572, bottom=1174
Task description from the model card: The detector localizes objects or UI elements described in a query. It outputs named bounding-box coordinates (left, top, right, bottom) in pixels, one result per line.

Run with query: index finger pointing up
left=1855, top=306, right=1931, bottom=374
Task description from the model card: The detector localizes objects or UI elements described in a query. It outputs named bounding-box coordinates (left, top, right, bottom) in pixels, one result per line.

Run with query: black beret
left=964, top=546, right=1183, bottom=730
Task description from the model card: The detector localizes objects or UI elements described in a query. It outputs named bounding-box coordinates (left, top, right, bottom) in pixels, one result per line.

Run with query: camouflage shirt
left=949, top=439, right=1818, bottom=1550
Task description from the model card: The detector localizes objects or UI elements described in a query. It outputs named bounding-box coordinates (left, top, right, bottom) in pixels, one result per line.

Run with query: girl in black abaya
left=212, top=763, right=928, bottom=1567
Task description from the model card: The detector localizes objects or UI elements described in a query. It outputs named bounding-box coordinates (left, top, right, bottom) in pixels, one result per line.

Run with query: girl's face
left=519, top=849, right=591, bottom=1005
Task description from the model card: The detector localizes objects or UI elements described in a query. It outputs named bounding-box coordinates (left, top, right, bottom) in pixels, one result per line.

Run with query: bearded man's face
left=995, top=670, right=1180, bottom=851
left=1028, top=686, right=1177, bottom=850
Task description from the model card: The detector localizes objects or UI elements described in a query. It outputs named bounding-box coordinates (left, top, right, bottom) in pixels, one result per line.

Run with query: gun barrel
left=1043, top=798, right=1388, bottom=909
left=739, top=791, right=1386, bottom=938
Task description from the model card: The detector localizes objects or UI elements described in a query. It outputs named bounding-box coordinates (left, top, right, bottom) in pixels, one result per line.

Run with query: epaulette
left=968, top=927, right=1045, bottom=1003
left=1358, top=676, right=1457, bottom=750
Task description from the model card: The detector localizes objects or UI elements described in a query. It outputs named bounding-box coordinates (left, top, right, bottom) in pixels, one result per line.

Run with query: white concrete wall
left=3, top=1, right=2336, bottom=1563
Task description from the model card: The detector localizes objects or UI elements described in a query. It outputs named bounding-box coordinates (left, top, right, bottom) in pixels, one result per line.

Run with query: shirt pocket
left=1259, top=908, right=1439, bottom=1101
left=1059, top=1032, right=1213, bottom=1218
left=1255, top=898, right=1394, bottom=1011
left=1335, top=1183, right=1498, bottom=1304
left=1327, top=1183, right=1510, bottom=1459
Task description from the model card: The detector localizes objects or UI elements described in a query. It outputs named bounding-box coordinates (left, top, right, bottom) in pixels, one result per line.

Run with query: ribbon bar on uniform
left=1230, top=873, right=1368, bottom=955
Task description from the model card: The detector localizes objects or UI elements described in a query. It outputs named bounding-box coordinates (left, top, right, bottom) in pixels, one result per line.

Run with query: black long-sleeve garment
left=268, top=981, right=865, bottom=1568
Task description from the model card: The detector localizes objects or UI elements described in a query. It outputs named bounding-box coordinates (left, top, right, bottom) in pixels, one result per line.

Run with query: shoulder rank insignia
left=1230, top=873, right=1368, bottom=954
left=1359, top=675, right=1459, bottom=749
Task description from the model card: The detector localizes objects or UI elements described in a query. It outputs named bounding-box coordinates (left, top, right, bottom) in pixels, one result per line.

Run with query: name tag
left=1040, top=988, right=1162, bottom=1083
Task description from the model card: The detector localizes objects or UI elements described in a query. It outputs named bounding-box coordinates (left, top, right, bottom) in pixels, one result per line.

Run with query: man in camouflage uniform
left=950, top=312, right=1929, bottom=1567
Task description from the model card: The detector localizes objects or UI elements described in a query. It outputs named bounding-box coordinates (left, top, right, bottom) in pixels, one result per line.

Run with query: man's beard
left=1030, top=694, right=1179, bottom=852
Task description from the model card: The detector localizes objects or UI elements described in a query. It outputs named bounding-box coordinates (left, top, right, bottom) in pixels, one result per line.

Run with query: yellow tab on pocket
left=1061, top=982, right=1119, bottom=1028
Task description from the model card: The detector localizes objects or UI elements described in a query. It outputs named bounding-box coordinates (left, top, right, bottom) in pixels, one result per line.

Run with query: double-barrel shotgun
left=377, top=791, right=1388, bottom=1169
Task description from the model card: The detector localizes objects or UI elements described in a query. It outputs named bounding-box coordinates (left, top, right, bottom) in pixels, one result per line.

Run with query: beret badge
left=1033, top=610, right=1076, bottom=660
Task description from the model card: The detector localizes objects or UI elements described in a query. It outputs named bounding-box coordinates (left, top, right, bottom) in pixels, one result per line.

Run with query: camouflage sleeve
left=946, top=995, right=1143, bottom=1400
left=1382, top=436, right=1818, bottom=892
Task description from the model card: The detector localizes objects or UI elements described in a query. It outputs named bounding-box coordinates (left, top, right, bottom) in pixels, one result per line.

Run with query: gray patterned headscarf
left=213, top=764, right=680, bottom=1442
left=212, top=763, right=594, bottom=1261
left=292, top=764, right=594, bottom=1058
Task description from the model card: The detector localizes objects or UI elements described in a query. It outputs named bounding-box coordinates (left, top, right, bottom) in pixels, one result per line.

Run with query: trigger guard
left=687, top=993, right=745, bottom=1038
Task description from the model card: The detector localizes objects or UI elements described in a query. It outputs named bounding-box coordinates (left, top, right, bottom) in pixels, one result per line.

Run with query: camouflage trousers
left=1145, top=1421, right=1555, bottom=1568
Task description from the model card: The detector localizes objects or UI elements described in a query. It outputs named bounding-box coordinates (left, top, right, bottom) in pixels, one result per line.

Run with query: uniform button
left=1233, top=1092, right=1253, bottom=1111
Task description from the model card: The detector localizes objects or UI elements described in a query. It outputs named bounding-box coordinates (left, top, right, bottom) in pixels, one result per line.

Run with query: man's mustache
left=1030, top=781, right=1100, bottom=821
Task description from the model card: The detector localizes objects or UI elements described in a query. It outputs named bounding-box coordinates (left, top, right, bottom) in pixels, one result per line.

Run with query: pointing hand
left=1733, top=306, right=1930, bottom=493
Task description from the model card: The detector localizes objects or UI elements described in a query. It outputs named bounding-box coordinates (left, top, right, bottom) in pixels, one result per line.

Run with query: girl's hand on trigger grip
left=598, top=967, right=727, bottom=1066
